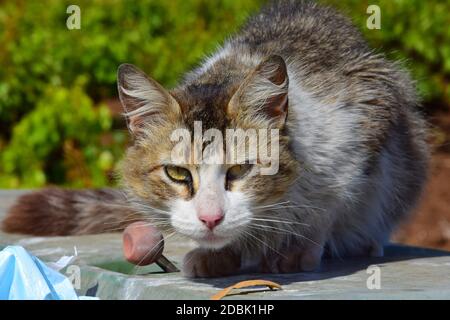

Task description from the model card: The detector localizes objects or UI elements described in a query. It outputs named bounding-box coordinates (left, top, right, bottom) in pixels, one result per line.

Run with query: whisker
left=132, top=202, right=171, bottom=214
left=254, top=204, right=325, bottom=212
left=247, top=225, right=290, bottom=236
left=250, top=217, right=310, bottom=226
left=242, top=230, right=287, bottom=259
left=101, top=221, right=172, bottom=233
left=252, top=201, right=291, bottom=210
left=102, top=217, right=152, bottom=225
left=250, top=223, right=322, bottom=248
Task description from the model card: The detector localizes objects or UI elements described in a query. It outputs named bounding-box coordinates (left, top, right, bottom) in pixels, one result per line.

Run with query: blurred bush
left=0, top=77, right=125, bottom=188
left=324, top=0, right=450, bottom=112
left=0, top=0, right=448, bottom=188
left=0, top=0, right=262, bottom=187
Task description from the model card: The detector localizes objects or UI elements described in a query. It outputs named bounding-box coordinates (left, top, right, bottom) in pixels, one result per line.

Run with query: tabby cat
left=3, top=0, right=428, bottom=277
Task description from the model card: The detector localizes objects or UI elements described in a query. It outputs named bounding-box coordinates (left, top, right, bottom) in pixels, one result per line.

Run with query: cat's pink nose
left=198, top=213, right=224, bottom=230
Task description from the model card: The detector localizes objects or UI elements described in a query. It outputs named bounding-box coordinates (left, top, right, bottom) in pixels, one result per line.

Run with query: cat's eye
left=226, top=164, right=252, bottom=181
left=164, top=165, right=192, bottom=183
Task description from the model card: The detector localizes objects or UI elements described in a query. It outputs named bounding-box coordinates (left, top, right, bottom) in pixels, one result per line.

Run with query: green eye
left=226, top=164, right=252, bottom=181
left=164, top=165, right=192, bottom=183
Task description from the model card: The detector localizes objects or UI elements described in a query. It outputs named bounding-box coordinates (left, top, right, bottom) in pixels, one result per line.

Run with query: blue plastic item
left=0, top=245, right=79, bottom=300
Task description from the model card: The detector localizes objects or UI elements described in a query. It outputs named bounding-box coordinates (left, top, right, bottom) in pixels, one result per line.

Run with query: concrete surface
left=1, top=189, right=449, bottom=300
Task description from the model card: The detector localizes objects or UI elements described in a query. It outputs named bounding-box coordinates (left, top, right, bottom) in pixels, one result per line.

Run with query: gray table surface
left=1, top=189, right=449, bottom=299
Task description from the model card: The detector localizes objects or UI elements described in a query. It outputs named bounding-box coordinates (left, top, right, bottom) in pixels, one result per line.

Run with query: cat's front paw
left=260, top=245, right=323, bottom=273
left=183, top=248, right=241, bottom=278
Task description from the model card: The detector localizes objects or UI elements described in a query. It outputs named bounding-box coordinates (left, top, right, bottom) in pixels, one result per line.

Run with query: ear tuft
left=228, top=55, right=289, bottom=127
left=117, top=64, right=180, bottom=134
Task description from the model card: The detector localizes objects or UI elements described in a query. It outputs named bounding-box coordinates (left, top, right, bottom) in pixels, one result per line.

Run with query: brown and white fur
left=3, top=0, right=428, bottom=277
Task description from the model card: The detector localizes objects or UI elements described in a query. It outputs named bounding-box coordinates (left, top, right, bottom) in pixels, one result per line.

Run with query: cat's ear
left=228, top=55, right=289, bottom=128
left=117, top=64, right=181, bottom=135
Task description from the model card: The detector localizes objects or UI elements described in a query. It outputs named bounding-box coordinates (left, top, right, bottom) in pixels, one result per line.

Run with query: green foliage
left=0, top=0, right=262, bottom=128
left=0, top=78, right=126, bottom=187
left=0, top=0, right=263, bottom=187
left=0, top=0, right=449, bottom=188
left=323, top=0, right=450, bottom=109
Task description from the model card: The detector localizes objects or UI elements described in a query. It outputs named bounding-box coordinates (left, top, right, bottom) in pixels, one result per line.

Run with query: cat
left=2, top=0, right=429, bottom=277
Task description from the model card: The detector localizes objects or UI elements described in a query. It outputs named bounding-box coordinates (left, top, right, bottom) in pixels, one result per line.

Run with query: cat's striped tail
left=2, top=188, right=139, bottom=236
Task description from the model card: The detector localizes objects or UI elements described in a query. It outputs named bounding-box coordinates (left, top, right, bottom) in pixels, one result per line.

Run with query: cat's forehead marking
left=172, top=83, right=236, bottom=133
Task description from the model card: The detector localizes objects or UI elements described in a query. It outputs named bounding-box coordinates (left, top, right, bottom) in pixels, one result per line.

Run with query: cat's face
left=118, top=57, right=298, bottom=249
